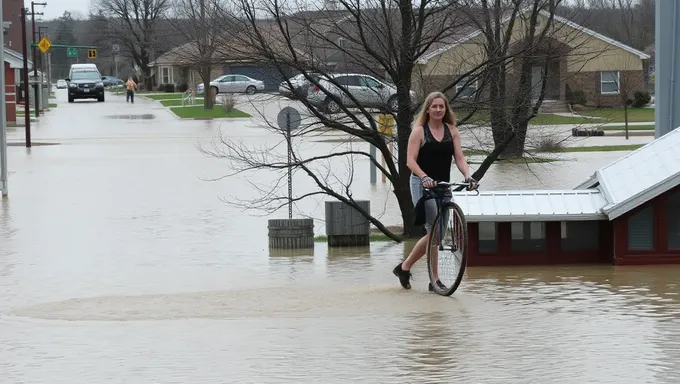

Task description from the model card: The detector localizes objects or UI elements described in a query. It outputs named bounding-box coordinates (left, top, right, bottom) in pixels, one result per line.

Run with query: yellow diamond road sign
left=38, top=36, right=51, bottom=53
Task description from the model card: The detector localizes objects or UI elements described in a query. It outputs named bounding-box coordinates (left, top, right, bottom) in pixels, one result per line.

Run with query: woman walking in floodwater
left=392, top=91, right=477, bottom=291
left=125, top=76, right=137, bottom=103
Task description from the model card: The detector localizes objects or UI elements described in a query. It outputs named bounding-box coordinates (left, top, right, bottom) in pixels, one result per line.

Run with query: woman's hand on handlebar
left=421, top=175, right=436, bottom=188
left=465, top=177, right=479, bottom=191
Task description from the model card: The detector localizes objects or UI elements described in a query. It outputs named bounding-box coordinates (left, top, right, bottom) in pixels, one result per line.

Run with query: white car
left=197, top=74, right=265, bottom=95
left=306, top=73, right=416, bottom=113
left=278, top=73, right=321, bottom=98
left=56, top=79, right=67, bottom=89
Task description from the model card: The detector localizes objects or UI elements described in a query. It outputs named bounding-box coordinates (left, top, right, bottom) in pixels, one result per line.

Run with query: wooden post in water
left=325, top=200, right=370, bottom=247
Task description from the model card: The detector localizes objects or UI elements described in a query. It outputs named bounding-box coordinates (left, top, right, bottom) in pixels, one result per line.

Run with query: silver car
left=205, top=74, right=265, bottom=95
left=306, top=73, right=415, bottom=113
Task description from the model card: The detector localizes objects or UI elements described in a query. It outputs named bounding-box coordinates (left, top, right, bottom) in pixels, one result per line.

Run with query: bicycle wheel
left=426, top=202, right=468, bottom=296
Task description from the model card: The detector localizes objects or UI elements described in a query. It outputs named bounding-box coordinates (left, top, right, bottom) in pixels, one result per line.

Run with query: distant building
left=3, top=0, right=24, bottom=50
left=454, top=126, right=680, bottom=266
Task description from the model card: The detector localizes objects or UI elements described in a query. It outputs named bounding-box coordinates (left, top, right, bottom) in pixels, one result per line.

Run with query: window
left=359, top=76, right=382, bottom=89
left=510, top=222, right=546, bottom=252
left=161, top=67, right=173, bottom=84
left=478, top=222, right=498, bottom=253
left=456, top=80, right=478, bottom=98
left=600, top=71, right=619, bottom=94
left=219, top=76, right=234, bottom=83
left=561, top=221, right=600, bottom=251
left=668, top=191, right=680, bottom=250
left=334, top=75, right=360, bottom=87
left=627, top=206, right=654, bottom=250
left=234, top=75, right=249, bottom=82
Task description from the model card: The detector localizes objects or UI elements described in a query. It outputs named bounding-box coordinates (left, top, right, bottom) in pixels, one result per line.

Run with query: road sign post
left=277, top=106, right=302, bottom=220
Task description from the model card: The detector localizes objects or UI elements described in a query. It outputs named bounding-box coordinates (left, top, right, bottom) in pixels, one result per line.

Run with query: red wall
left=468, top=220, right=612, bottom=266
left=4, top=62, right=15, bottom=122
left=613, top=184, right=680, bottom=265
left=3, top=0, right=25, bottom=51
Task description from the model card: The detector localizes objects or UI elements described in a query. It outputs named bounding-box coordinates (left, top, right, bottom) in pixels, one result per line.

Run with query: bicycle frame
left=424, top=181, right=479, bottom=250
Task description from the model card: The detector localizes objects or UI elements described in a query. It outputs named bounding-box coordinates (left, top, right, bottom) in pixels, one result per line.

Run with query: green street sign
left=66, top=47, right=78, bottom=58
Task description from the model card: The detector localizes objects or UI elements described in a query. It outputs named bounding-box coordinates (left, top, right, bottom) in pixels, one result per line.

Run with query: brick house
left=3, top=0, right=31, bottom=125
left=413, top=8, right=651, bottom=108
left=452, top=126, right=680, bottom=267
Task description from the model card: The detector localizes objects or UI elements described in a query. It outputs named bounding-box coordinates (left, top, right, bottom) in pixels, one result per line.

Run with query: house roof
left=417, top=8, right=651, bottom=65
left=451, top=189, right=608, bottom=222
left=4, top=47, right=32, bottom=69
left=574, top=126, right=680, bottom=220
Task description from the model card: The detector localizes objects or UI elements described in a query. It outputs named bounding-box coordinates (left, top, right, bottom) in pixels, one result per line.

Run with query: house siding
left=566, top=70, right=645, bottom=107
left=412, top=12, right=648, bottom=105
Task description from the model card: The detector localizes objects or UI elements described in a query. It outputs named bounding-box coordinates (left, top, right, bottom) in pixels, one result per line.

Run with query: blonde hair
left=412, top=91, right=456, bottom=128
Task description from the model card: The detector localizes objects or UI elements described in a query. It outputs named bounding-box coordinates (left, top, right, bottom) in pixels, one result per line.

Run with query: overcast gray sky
left=26, top=0, right=91, bottom=21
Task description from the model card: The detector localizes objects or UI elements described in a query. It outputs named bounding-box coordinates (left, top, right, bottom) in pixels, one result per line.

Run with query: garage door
left=224, top=65, right=295, bottom=92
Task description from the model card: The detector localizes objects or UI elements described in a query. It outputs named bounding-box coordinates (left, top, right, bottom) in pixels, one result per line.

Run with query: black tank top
left=416, top=123, right=454, bottom=182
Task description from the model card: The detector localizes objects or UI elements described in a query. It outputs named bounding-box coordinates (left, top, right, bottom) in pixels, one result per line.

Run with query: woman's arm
left=406, top=125, right=426, bottom=178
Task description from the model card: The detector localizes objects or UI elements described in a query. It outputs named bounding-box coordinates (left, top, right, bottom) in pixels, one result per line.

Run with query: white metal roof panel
left=596, top=126, right=680, bottom=219
left=452, top=189, right=607, bottom=222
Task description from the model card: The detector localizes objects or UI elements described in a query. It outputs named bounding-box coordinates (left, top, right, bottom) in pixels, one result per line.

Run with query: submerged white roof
left=452, top=189, right=608, bottom=222
left=575, top=126, right=680, bottom=220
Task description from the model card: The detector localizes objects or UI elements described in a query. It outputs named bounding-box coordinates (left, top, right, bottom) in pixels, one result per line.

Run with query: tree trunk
left=624, top=104, right=629, bottom=139
left=202, top=67, right=214, bottom=109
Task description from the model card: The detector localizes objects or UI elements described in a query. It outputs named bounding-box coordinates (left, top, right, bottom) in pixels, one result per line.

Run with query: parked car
left=196, top=74, right=265, bottom=95
left=278, top=72, right=321, bottom=98
left=101, top=76, right=124, bottom=87
left=56, top=79, right=67, bottom=89
left=306, top=73, right=415, bottom=113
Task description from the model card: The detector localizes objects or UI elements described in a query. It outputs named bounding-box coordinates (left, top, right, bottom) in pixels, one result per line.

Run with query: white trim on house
left=160, top=66, right=174, bottom=84
left=452, top=189, right=608, bottom=222
left=417, top=8, right=651, bottom=65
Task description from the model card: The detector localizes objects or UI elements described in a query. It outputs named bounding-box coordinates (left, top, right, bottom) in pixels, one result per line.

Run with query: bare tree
left=91, top=0, right=172, bottom=90
left=166, top=0, right=235, bottom=108
left=202, top=0, right=598, bottom=240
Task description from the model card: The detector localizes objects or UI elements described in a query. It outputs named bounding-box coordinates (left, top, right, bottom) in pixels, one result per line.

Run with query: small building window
left=627, top=206, right=654, bottom=251
left=161, top=67, right=173, bottom=84
left=561, top=221, right=600, bottom=251
left=455, top=79, right=478, bottom=98
left=511, top=222, right=546, bottom=252
left=668, top=191, right=680, bottom=250
left=478, top=222, right=498, bottom=253
left=600, top=71, right=620, bottom=94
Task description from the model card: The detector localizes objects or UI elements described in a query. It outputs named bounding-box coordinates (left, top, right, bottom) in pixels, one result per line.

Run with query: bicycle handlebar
left=425, top=180, right=481, bottom=196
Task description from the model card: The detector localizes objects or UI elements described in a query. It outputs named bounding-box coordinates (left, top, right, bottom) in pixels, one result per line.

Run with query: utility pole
left=38, top=26, right=47, bottom=110
left=30, top=1, right=46, bottom=118
left=20, top=7, right=31, bottom=147
left=0, top=0, right=8, bottom=196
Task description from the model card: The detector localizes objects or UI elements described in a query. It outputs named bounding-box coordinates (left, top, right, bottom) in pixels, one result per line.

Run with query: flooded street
left=1, top=89, right=679, bottom=383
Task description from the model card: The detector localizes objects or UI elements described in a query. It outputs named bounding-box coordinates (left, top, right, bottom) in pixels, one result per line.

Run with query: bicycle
left=423, top=180, right=480, bottom=296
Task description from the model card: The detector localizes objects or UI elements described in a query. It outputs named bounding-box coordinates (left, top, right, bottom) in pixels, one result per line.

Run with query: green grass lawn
left=579, top=108, right=655, bottom=123
left=550, top=144, right=645, bottom=153
left=600, top=124, right=655, bottom=131
left=456, top=107, right=655, bottom=126
left=160, top=98, right=205, bottom=107
left=144, top=93, right=184, bottom=100
left=169, top=105, right=251, bottom=119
